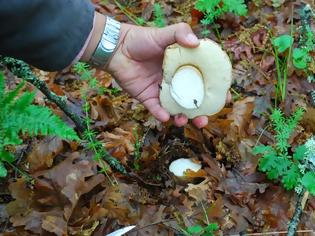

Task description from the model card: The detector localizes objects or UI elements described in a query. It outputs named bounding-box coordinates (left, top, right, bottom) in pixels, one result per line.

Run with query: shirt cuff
left=70, top=13, right=96, bottom=66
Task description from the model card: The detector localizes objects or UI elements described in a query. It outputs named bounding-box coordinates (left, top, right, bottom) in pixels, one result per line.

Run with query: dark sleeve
left=0, top=0, right=95, bottom=71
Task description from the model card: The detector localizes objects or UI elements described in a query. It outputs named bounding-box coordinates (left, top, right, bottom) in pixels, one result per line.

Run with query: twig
left=287, top=189, right=308, bottom=236
left=228, top=229, right=314, bottom=236
left=0, top=56, right=86, bottom=133
left=0, top=56, right=128, bottom=175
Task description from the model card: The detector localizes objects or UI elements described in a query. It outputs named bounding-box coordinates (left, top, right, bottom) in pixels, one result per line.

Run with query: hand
left=107, top=23, right=225, bottom=128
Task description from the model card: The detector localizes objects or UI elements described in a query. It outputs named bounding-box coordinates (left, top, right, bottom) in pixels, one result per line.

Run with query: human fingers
left=192, top=116, right=208, bottom=128
left=142, top=97, right=170, bottom=122
left=174, top=114, right=188, bottom=127
left=152, top=23, right=200, bottom=49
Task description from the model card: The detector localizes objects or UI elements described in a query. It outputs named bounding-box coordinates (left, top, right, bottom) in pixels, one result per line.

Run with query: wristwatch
left=90, top=16, right=121, bottom=67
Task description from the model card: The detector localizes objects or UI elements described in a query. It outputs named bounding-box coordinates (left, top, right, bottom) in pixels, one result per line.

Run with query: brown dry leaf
left=207, top=195, right=225, bottom=220
left=6, top=178, right=32, bottom=217
left=302, top=107, right=315, bottom=132
left=143, top=115, right=163, bottom=131
left=184, top=169, right=207, bottom=178
left=205, top=108, right=233, bottom=138
left=225, top=38, right=253, bottom=60
left=102, top=183, right=141, bottom=225
left=89, top=96, right=112, bottom=124
left=201, top=153, right=225, bottom=183
left=184, top=124, right=204, bottom=144
left=7, top=153, right=106, bottom=235
left=219, top=170, right=268, bottom=206
left=253, top=186, right=292, bottom=230
left=185, top=178, right=211, bottom=203
left=129, top=205, right=169, bottom=236
left=33, top=153, right=105, bottom=220
left=227, top=97, right=255, bottom=139
left=27, top=137, right=64, bottom=173
left=223, top=197, right=254, bottom=233
left=100, top=127, right=135, bottom=165
left=237, top=138, right=259, bottom=175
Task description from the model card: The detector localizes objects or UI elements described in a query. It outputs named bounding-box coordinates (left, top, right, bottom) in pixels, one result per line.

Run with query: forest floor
left=1, top=0, right=315, bottom=235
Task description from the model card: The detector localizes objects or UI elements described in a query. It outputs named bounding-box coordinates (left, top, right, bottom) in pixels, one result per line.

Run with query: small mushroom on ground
left=169, top=158, right=202, bottom=181
left=160, top=39, right=232, bottom=119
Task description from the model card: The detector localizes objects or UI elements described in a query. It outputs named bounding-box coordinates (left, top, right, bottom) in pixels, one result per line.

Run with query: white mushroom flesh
left=170, top=66, right=204, bottom=109
left=160, top=39, right=232, bottom=119
left=169, top=158, right=202, bottom=177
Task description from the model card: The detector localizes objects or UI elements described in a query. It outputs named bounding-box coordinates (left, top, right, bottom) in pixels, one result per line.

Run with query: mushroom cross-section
left=159, top=39, right=232, bottom=119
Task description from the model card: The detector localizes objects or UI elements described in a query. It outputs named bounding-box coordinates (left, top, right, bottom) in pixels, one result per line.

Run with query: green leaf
left=223, top=0, right=248, bottom=16
left=204, top=223, right=219, bottom=232
left=153, top=3, right=166, bottom=28
left=252, top=145, right=275, bottom=155
left=266, top=167, right=280, bottom=180
left=293, top=145, right=307, bottom=161
left=195, top=0, right=220, bottom=12
left=0, top=151, right=15, bottom=163
left=282, top=163, right=300, bottom=190
left=293, top=48, right=309, bottom=69
left=301, top=172, right=315, bottom=195
left=186, top=225, right=204, bottom=234
left=272, top=35, right=294, bottom=53
left=0, top=161, right=7, bottom=177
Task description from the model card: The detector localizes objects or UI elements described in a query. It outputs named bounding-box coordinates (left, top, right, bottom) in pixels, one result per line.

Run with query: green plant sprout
left=153, top=3, right=166, bottom=28
left=271, top=34, right=294, bottom=105
left=195, top=0, right=247, bottom=37
left=253, top=108, right=315, bottom=195
left=74, top=62, right=119, bottom=185
left=0, top=72, right=79, bottom=177
left=181, top=202, right=219, bottom=236
left=132, top=127, right=142, bottom=170
left=73, top=62, right=121, bottom=96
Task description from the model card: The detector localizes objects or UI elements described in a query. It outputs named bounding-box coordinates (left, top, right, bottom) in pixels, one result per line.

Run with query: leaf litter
left=1, top=0, right=315, bottom=235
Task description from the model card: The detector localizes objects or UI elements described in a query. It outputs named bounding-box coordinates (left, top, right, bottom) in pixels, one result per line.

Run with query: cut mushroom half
left=160, top=39, right=232, bottom=119
left=169, top=158, right=202, bottom=178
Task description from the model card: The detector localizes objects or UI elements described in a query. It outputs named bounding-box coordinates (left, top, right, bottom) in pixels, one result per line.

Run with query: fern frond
left=14, top=91, right=35, bottom=111
left=0, top=81, right=25, bottom=109
left=0, top=73, right=5, bottom=99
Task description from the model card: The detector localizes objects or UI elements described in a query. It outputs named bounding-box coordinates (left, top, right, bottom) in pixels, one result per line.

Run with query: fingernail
left=186, top=33, right=199, bottom=44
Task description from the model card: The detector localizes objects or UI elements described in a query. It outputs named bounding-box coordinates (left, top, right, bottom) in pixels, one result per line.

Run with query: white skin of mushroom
left=170, top=66, right=205, bottom=109
left=169, top=158, right=202, bottom=177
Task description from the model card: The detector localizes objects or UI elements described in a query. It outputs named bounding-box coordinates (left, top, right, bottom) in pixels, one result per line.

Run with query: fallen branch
left=0, top=56, right=127, bottom=175
left=287, top=189, right=308, bottom=236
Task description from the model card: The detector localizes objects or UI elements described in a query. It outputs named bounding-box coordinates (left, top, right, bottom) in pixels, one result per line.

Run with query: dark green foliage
left=253, top=108, right=315, bottom=195
left=0, top=72, right=79, bottom=177
left=195, top=0, right=247, bottom=25
left=153, top=3, right=166, bottom=28
left=184, top=223, right=219, bottom=236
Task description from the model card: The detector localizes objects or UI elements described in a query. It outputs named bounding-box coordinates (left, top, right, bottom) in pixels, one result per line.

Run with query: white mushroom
left=160, top=39, right=232, bottom=119
left=169, top=158, right=202, bottom=177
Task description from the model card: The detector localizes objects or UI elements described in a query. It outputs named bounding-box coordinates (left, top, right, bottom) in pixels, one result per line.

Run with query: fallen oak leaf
left=227, top=96, right=255, bottom=139
left=27, top=136, right=64, bottom=173
left=185, top=178, right=211, bottom=203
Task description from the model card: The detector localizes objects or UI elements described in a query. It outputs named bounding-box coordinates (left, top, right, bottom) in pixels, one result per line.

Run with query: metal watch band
left=90, top=16, right=121, bottom=67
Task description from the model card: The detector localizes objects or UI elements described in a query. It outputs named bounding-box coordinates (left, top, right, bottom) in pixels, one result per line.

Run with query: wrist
left=106, top=23, right=135, bottom=73
left=80, top=12, right=106, bottom=62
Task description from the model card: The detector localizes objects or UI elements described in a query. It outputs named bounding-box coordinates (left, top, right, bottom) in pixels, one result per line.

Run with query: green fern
left=195, top=0, right=247, bottom=25
left=0, top=72, right=79, bottom=177
left=253, top=108, right=315, bottom=195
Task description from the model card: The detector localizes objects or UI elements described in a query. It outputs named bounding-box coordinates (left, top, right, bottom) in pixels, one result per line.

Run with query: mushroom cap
left=160, top=39, right=232, bottom=119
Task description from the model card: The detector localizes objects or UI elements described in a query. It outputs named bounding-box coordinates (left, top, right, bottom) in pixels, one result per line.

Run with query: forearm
left=0, top=0, right=94, bottom=71
left=80, top=12, right=106, bottom=63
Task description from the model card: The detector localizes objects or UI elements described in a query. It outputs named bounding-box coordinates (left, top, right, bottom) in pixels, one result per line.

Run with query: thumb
left=152, top=23, right=200, bottom=49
